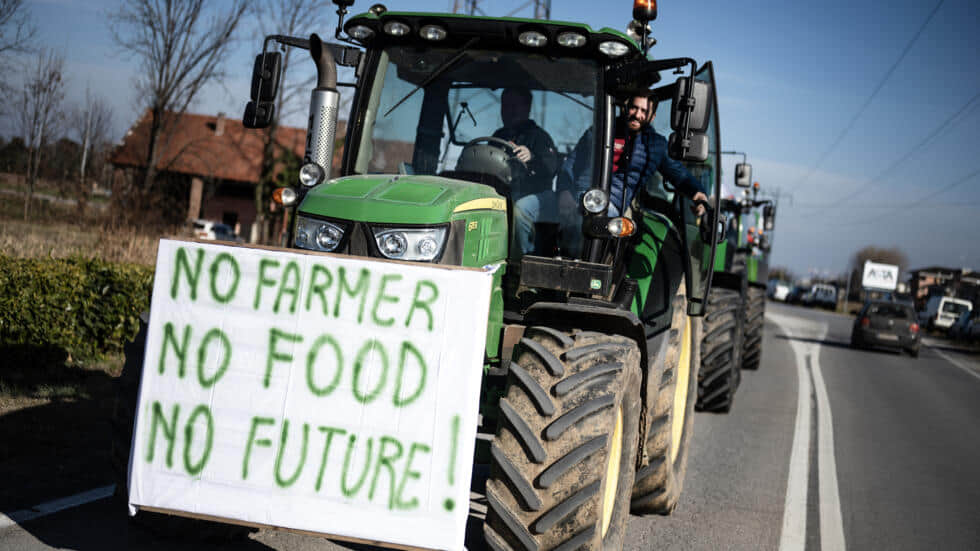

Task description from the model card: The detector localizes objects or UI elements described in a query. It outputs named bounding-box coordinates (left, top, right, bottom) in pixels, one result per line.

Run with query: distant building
left=110, top=110, right=317, bottom=237
left=907, top=266, right=980, bottom=310
left=110, top=110, right=412, bottom=239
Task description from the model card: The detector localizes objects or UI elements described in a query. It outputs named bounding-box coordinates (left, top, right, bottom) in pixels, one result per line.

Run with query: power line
left=791, top=0, right=946, bottom=189
left=798, top=88, right=980, bottom=218
left=838, top=166, right=980, bottom=226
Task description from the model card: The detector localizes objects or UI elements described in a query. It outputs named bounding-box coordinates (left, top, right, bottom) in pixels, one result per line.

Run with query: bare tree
left=0, top=0, right=37, bottom=113
left=0, top=0, right=34, bottom=57
left=108, top=0, right=249, bottom=194
left=71, top=87, right=114, bottom=186
left=251, top=0, right=332, bottom=243
left=16, top=49, right=66, bottom=220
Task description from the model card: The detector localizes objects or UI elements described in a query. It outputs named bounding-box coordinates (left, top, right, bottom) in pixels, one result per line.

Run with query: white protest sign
left=129, top=239, right=494, bottom=551
left=862, top=261, right=899, bottom=291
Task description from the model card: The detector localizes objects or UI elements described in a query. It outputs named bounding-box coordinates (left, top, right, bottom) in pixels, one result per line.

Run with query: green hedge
left=0, top=255, right=154, bottom=362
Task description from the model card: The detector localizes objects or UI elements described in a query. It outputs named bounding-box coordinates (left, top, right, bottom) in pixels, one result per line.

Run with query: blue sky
left=10, top=0, right=980, bottom=277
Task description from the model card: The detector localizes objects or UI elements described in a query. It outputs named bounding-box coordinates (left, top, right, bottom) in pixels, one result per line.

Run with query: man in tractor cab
left=492, top=88, right=559, bottom=201
left=513, top=94, right=707, bottom=255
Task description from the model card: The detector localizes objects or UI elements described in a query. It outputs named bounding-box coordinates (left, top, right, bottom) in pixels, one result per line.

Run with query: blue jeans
left=513, top=191, right=592, bottom=257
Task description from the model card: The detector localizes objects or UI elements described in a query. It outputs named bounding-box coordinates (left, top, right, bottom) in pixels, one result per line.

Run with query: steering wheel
left=463, top=136, right=520, bottom=154
left=454, top=136, right=530, bottom=190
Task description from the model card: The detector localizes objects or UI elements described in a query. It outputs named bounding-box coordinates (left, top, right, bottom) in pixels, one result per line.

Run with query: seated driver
left=514, top=94, right=707, bottom=255
left=492, top=88, right=558, bottom=200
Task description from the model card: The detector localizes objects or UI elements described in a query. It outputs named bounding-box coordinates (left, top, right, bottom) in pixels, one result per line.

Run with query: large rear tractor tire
left=109, top=315, right=251, bottom=541
left=741, top=286, right=766, bottom=371
left=485, top=328, right=642, bottom=551
left=631, top=284, right=702, bottom=514
left=696, top=287, right=742, bottom=413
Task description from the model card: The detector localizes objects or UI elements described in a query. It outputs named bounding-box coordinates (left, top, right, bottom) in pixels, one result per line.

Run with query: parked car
left=918, top=295, right=972, bottom=332
left=968, top=317, right=980, bottom=343
left=851, top=301, right=920, bottom=357
left=802, top=283, right=837, bottom=310
left=948, top=309, right=975, bottom=340
left=192, top=219, right=243, bottom=243
left=786, top=285, right=808, bottom=305
left=768, top=279, right=792, bottom=302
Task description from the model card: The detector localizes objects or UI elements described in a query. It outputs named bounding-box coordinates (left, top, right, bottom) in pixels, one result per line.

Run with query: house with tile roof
left=111, top=109, right=421, bottom=241
left=109, top=110, right=320, bottom=238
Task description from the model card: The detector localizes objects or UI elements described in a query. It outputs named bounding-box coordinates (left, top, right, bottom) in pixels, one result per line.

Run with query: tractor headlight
left=372, top=226, right=448, bottom=262
left=598, top=40, right=630, bottom=58
left=582, top=189, right=609, bottom=214
left=518, top=30, right=548, bottom=47
left=299, top=163, right=325, bottom=187
left=557, top=31, right=587, bottom=48
left=419, top=24, right=447, bottom=41
left=383, top=21, right=411, bottom=37
left=347, top=25, right=375, bottom=41
left=295, top=216, right=345, bottom=252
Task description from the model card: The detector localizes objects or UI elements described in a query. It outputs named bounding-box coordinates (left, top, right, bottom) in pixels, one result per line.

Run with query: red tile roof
left=110, top=110, right=348, bottom=184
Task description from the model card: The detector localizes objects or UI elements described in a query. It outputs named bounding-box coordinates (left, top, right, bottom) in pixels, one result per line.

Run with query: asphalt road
left=2, top=303, right=979, bottom=550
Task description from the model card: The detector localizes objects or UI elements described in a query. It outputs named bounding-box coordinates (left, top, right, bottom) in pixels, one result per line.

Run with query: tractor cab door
left=649, top=62, right=722, bottom=316
left=684, top=61, right=722, bottom=315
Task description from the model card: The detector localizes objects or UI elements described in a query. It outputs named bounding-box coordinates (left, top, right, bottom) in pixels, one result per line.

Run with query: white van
left=919, top=296, right=973, bottom=331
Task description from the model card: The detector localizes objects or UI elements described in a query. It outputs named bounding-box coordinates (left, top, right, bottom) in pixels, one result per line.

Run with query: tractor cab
left=245, top=5, right=721, bottom=321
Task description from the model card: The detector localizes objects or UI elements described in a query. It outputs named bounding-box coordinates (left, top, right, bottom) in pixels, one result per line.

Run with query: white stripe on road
left=0, top=484, right=115, bottom=530
left=930, top=346, right=980, bottom=383
left=769, top=313, right=846, bottom=551
left=776, top=322, right=812, bottom=551
left=812, top=344, right=847, bottom=551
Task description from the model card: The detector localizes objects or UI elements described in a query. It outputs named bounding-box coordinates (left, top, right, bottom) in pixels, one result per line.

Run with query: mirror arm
left=721, top=150, right=747, bottom=164
left=677, top=59, right=699, bottom=160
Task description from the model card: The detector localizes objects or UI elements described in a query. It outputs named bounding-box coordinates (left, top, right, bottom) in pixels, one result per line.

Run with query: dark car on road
left=851, top=301, right=920, bottom=357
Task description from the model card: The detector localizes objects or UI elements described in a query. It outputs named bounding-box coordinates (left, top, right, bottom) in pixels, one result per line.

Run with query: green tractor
left=694, top=160, right=776, bottom=410
left=113, top=1, right=724, bottom=548
left=734, top=183, right=775, bottom=373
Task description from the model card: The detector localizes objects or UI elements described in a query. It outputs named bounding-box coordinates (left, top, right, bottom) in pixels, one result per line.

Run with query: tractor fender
left=711, top=270, right=747, bottom=295
left=524, top=302, right=649, bottom=370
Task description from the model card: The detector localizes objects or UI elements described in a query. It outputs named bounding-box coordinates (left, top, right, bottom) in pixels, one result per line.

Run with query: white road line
left=770, top=312, right=846, bottom=551
left=777, top=322, right=812, bottom=551
left=811, top=343, right=847, bottom=551
left=0, top=484, right=115, bottom=530
left=930, top=346, right=980, bottom=383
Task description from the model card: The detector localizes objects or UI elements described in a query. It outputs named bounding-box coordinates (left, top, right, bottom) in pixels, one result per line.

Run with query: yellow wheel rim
left=600, top=406, right=623, bottom=538
left=671, top=317, right=692, bottom=464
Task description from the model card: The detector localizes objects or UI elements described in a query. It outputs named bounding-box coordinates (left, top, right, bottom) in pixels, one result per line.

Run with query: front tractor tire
left=485, top=328, right=642, bottom=551
left=696, top=287, right=743, bottom=413
left=741, top=286, right=766, bottom=371
left=631, top=286, right=701, bottom=515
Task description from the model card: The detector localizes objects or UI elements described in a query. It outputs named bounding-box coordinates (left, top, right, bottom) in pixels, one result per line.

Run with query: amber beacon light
left=633, top=0, right=657, bottom=22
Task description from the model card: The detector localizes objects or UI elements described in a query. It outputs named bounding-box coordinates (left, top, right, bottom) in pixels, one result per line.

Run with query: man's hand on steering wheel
left=510, top=142, right=532, bottom=164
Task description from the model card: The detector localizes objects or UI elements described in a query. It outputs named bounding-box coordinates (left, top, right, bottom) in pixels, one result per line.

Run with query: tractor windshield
left=352, top=44, right=597, bottom=195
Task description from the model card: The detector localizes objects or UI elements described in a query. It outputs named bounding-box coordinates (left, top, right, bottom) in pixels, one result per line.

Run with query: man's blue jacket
left=558, top=125, right=705, bottom=212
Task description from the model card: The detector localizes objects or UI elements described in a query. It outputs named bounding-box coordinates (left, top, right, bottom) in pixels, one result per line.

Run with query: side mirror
left=243, top=101, right=275, bottom=129
left=763, top=204, right=776, bottom=231
left=668, top=131, right=708, bottom=162
left=251, top=51, right=282, bottom=102
left=243, top=51, right=282, bottom=129
left=670, top=77, right=711, bottom=133
left=735, top=163, right=752, bottom=188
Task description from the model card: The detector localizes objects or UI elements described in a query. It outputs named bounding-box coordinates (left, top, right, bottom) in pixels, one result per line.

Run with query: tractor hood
left=298, top=174, right=505, bottom=224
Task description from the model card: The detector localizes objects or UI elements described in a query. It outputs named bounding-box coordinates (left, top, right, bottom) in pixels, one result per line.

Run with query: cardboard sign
left=128, top=239, right=494, bottom=551
left=862, top=261, right=899, bottom=291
